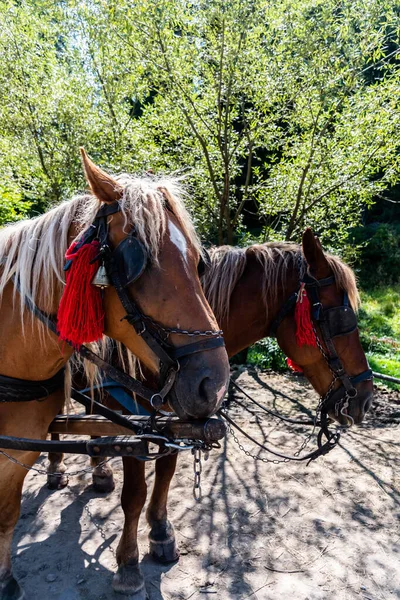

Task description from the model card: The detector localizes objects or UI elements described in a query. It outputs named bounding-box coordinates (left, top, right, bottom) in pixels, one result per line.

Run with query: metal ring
left=150, top=393, right=164, bottom=409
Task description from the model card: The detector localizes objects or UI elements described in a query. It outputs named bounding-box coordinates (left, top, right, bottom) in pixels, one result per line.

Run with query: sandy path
left=12, top=369, right=400, bottom=600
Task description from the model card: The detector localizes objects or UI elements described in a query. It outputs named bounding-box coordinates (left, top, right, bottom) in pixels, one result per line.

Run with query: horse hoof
left=92, top=474, right=115, bottom=494
left=0, top=576, right=25, bottom=600
left=47, top=473, right=68, bottom=490
left=149, top=537, right=180, bottom=564
left=112, top=565, right=146, bottom=597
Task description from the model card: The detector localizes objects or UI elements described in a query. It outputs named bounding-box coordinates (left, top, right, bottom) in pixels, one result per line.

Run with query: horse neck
left=0, top=219, right=79, bottom=380
left=0, top=280, right=73, bottom=380
left=221, top=252, right=298, bottom=358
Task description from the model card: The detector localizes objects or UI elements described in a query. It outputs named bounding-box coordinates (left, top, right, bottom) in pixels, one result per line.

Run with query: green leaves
left=0, top=182, right=31, bottom=225
left=0, top=0, right=399, bottom=249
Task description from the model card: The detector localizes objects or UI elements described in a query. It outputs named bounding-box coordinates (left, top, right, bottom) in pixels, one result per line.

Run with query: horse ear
left=302, top=228, right=330, bottom=277
left=80, top=148, right=123, bottom=204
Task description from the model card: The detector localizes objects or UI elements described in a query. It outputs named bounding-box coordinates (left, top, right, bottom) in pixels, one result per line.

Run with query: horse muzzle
left=326, top=385, right=374, bottom=426
left=167, top=346, right=230, bottom=419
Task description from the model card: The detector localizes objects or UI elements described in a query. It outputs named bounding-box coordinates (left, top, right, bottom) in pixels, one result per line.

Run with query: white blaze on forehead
left=168, top=219, right=188, bottom=262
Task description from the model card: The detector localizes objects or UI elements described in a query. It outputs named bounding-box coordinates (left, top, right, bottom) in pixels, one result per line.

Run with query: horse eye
left=197, top=249, right=211, bottom=277
left=197, top=258, right=206, bottom=277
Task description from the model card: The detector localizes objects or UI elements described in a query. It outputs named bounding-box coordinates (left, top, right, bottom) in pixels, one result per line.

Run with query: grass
left=358, top=285, right=400, bottom=390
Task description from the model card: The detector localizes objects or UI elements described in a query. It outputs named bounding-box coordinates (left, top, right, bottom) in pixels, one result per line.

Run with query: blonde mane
left=202, top=242, right=360, bottom=325
left=0, top=175, right=200, bottom=395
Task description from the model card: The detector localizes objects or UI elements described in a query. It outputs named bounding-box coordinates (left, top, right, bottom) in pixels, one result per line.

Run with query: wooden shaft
left=49, top=414, right=226, bottom=442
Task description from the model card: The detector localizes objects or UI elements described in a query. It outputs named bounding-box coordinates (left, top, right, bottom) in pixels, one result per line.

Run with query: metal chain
left=141, top=313, right=223, bottom=338
left=0, top=448, right=112, bottom=481
left=229, top=395, right=317, bottom=457
left=226, top=421, right=290, bottom=464
left=82, top=498, right=116, bottom=558
left=192, top=447, right=203, bottom=500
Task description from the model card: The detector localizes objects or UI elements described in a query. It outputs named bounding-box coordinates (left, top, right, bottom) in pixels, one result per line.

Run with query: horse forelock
left=115, top=174, right=201, bottom=263
left=203, top=242, right=360, bottom=325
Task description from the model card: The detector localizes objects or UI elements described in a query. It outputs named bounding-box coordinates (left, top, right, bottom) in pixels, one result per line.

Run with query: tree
left=104, top=0, right=400, bottom=244
left=0, top=0, right=399, bottom=248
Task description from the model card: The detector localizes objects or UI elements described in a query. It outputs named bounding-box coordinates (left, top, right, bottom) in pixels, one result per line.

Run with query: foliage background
left=0, top=0, right=399, bottom=379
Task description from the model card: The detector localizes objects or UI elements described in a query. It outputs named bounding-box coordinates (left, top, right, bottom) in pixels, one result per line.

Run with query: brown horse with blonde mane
left=47, top=229, right=373, bottom=598
left=0, top=151, right=229, bottom=600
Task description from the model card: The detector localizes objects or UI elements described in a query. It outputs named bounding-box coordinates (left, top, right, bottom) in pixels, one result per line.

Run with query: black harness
left=1, top=202, right=224, bottom=410
left=270, top=269, right=373, bottom=420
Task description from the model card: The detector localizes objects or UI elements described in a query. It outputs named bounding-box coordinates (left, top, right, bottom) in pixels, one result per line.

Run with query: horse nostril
left=198, top=377, right=211, bottom=403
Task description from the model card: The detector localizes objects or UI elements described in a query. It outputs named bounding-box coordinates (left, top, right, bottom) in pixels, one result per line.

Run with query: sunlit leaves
left=0, top=0, right=399, bottom=247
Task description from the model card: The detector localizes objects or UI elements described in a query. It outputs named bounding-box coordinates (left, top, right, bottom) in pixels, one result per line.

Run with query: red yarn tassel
left=294, top=282, right=317, bottom=347
left=286, top=358, right=303, bottom=372
left=57, top=240, right=104, bottom=347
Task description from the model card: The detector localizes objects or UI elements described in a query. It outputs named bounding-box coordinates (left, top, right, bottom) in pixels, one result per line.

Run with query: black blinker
left=111, top=235, right=147, bottom=287
left=323, top=306, right=358, bottom=338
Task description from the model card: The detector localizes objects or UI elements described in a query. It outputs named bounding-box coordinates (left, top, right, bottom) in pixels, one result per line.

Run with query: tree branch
left=292, top=142, right=383, bottom=235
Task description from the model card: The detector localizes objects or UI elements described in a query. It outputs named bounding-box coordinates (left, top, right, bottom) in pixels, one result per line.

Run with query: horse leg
left=47, top=435, right=68, bottom=490
left=146, top=454, right=179, bottom=563
left=0, top=391, right=65, bottom=599
left=113, top=457, right=147, bottom=598
left=90, top=446, right=115, bottom=493
left=0, top=453, right=39, bottom=600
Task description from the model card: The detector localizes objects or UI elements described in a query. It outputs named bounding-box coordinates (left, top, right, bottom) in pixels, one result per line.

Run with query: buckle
left=121, top=314, right=146, bottom=335
left=312, top=302, right=322, bottom=320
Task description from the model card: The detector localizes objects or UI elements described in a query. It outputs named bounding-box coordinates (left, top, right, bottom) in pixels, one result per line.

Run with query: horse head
left=276, top=228, right=373, bottom=425
left=74, top=150, right=229, bottom=419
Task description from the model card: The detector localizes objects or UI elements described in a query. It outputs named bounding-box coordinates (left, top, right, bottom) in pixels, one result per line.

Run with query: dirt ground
left=13, top=368, right=400, bottom=600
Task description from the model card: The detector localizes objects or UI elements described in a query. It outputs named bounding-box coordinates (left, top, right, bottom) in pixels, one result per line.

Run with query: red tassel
left=294, top=282, right=317, bottom=347
left=286, top=358, right=303, bottom=373
left=57, top=240, right=104, bottom=347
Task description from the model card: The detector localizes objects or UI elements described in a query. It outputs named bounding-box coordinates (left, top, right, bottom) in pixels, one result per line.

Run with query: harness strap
left=351, top=370, right=373, bottom=385
left=0, top=369, right=65, bottom=402
left=172, top=336, right=225, bottom=360
left=70, top=387, right=142, bottom=433
left=269, top=293, right=297, bottom=337
left=302, top=273, right=336, bottom=288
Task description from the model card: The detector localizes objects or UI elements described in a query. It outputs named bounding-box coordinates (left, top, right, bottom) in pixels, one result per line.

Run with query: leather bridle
left=270, top=264, right=373, bottom=423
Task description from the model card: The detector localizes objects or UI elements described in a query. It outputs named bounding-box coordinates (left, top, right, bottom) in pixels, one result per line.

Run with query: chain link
left=0, top=448, right=112, bottom=481
left=192, top=447, right=203, bottom=500
left=82, top=498, right=116, bottom=558
left=227, top=421, right=290, bottom=464
left=229, top=395, right=317, bottom=459
left=141, top=313, right=223, bottom=338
